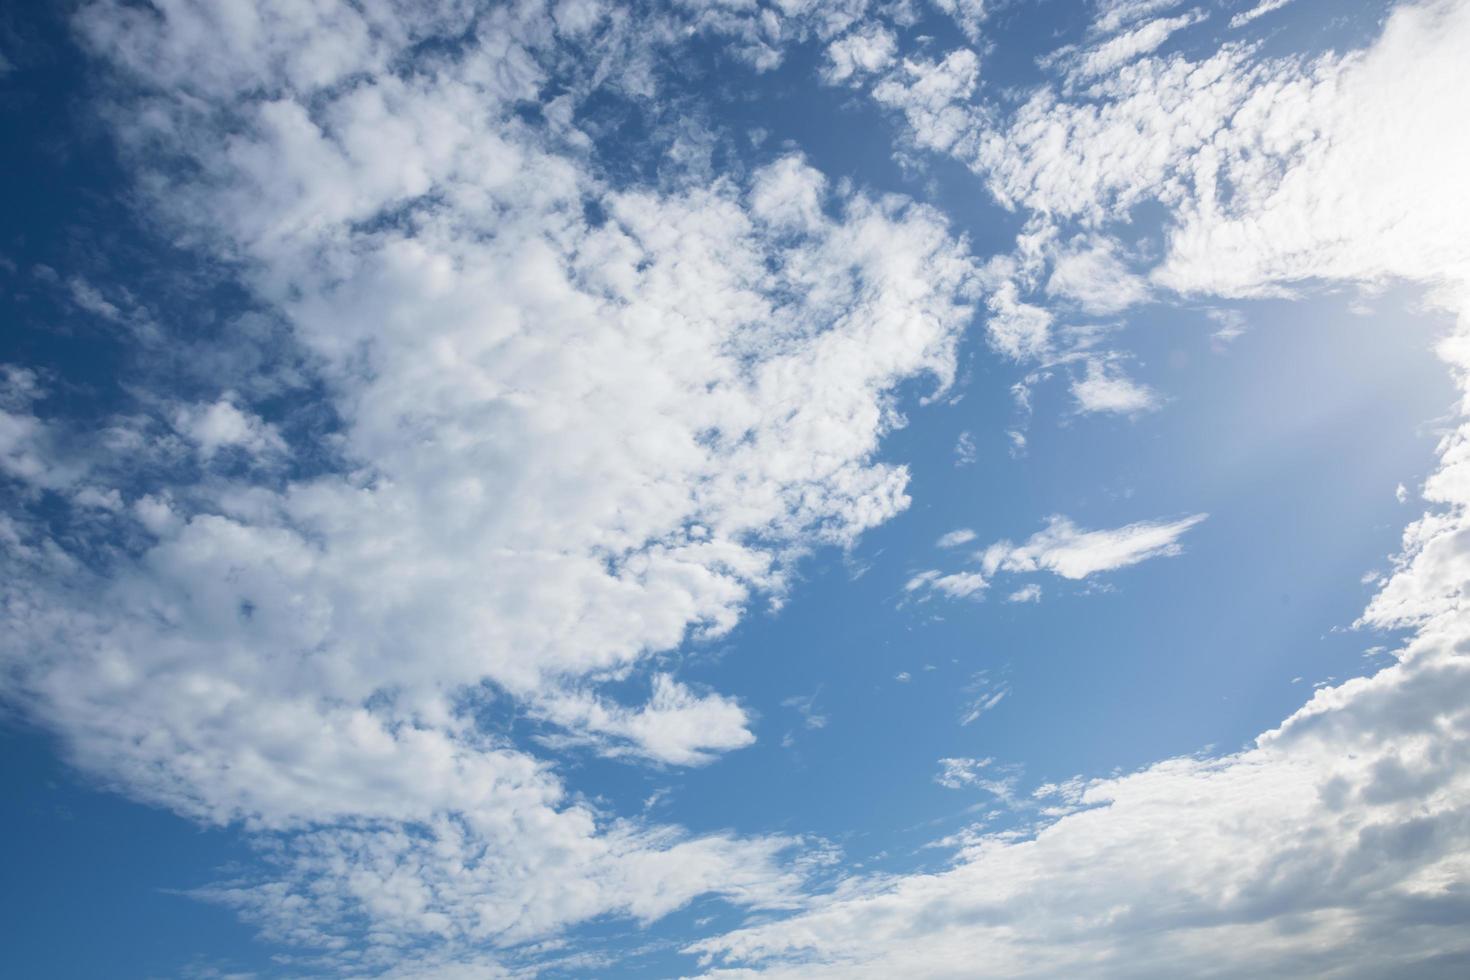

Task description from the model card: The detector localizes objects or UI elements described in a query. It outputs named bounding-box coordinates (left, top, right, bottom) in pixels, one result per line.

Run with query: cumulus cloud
left=872, top=49, right=982, bottom=156
left=822, top=24, right=897, bottom=85
left=172, top=397, right=285, bottom=460
left=1, top=0, right=981, bottom=968
left=1070, top=357, right=1160, bottom=414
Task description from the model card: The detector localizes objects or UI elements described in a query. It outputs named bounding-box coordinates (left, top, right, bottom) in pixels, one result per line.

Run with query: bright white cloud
left=981, top=513, right=1207, bottom=579
left=1070, top=358, right=1160, bottom=414
left=0, top=0, right=983, bottom=967
left=822, top=24, right=897, bottom=85
left=534, top=674, right=756, bottom=766
left=872, top=49, right=982, bottom=156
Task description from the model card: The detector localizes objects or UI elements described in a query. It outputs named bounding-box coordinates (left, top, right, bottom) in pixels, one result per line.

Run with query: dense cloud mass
left=2, top=0, right=1469, bottom=976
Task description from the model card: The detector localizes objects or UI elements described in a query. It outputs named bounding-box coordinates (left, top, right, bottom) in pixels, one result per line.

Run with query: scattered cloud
left=1230, top=0, right=1296, bottom=29
left=905, top=568, right=989, bottom=600
left=981, top=513, right=1207, bottom=580
left=953, top=430, right=977, bottom=466
left=1071, top=358, right=1161, bottom=414
left=936, top=528, right=977, bottom=548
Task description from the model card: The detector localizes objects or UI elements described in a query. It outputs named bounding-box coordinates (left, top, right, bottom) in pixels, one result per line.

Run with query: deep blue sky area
left=3, top=0, right=1468, bottom=977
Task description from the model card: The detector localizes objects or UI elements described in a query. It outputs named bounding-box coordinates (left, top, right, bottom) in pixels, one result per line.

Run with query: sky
left=2, top=0, right=1470, bottom=977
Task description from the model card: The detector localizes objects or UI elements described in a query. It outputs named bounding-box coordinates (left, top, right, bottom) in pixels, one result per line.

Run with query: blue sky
left=3, top=1, right=1470, bottom=977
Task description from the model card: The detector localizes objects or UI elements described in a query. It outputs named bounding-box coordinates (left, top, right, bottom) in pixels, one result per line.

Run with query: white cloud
left=1230, top=0, right=1295, bottom=29
left=822, top=24, right=897, bottom=85
left=934, top=755, right=993, bottom=788
left=691, top=608, right=1470, bottom=977
left=1092, top=0, right=1189, bottom=36
left=936, top=527, right=977, bottom=548
left=905, top=568, right=989, bottom=599
left=1, top=0, right=983, bottom=967
left=959, top=682, right=1010, bottom=725
left=782, top=692, right=829, bottom=731
left=1070, top=358, right=1160, bottom=414
left=981, top=513, right=1207, bottom=580
left=984, top=279, right=1053, bottom=360
left=173, top=397, right=286, bottom=460
left=689, top=6, right=1470, bottom=977
left=1045, top=236, right=1151, bottom=314
left=872, top=50, right=982, bottom=156
left=1054, top=8, right=1208, bottom=82
left=930, top=0, right=989, bottom=42
left=1207, top=307, right=1247, bottom=350
left=534, top=674, right=756, bottom=767
left=1007, top=583, right=1042, bottom=603
left=952, top=430, right=977, bottom=466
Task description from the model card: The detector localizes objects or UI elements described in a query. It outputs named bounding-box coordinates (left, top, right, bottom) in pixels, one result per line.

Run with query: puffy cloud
left=1, top=0, right=981, bottom=967
left=1070, top=357, right=1160, bottom=414
left=872, top=49, right=981, bottom=156
left=822, top=23, right=897, bottom=85
left=172, top=397, right=285, bottom=460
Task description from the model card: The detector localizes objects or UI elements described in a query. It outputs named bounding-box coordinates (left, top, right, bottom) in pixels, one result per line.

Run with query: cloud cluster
left=0, top=0, right=981, bottom=968
left=907, top=513, right=1204, bottom=602
left=690, top=3, right=1470, bottom=976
